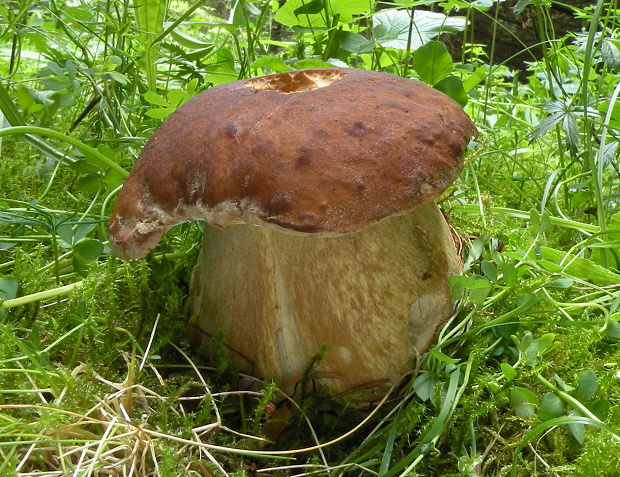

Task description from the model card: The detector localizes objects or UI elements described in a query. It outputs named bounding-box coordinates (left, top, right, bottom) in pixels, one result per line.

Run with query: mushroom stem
left=188, top=201, right=460, bottom=397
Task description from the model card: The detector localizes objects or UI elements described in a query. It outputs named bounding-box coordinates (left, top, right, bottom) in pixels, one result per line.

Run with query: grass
left=2, top=0, right=620, bottom=475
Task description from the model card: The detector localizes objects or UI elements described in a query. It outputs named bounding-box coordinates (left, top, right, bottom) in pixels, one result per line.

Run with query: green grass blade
left=511, top=416, right=620, bottom=477
left=0, top=126, right=128, bottom=177
left=0, top=326, right=63, bottom=397
left=382, top=368, right=461, bottom=477
left=378, top=405, right=403, bottom=476
left=539, top=246, right=620, bottom=286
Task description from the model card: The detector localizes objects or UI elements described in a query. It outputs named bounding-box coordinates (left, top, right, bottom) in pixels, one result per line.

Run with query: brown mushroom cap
left=108, top=68, right=477, bottom=260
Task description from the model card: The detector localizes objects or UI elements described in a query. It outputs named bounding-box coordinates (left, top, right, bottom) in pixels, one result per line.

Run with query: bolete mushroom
left=108, top=68, right=477, bottom=397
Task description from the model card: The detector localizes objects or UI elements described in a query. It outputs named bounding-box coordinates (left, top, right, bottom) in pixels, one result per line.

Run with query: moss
left=573, top=434, right=620, bottom=476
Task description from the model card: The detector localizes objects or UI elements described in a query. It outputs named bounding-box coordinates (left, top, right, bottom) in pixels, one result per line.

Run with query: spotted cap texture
left=108, top=68, right=477, bottom=259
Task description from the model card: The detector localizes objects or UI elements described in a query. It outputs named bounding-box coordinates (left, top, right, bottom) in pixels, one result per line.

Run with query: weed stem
left=1, top=281, right=83, bottom=309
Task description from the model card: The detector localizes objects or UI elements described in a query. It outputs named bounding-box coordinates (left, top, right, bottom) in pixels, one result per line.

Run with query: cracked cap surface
left=108, top=68, right=477, bottom=259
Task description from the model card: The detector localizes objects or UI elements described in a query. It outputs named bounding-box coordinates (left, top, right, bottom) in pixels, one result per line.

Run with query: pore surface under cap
left=108, top=68, right=477, bottom=259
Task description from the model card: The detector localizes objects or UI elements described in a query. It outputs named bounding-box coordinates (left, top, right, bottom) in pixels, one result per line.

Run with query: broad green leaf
left=204, top=71, right=238, bottom=87
left=413, top=41, right=453, bottom=85
left=428, top=349, right=459, bottom=365
left=73, top=239, right=104, bottom=261
left=104, top=168, right=128, bottom=189
left=605, top=318, right=620, bottom=340
left=274, top=0, right=369, bottom=27
left=104, top=71, right=130, bottom=85
left=519, top=334, right=542, bottom=367
left=463, top=234, right=487, bottom=270
left=501, top=363, right=517, bottom=382
left=0, top=242, right=17, bottom=251
left=462, top=65, right=488, bottom=92
left=535, top=259, right=563, bottom=273
left=553, top=374, right=576, bottom=393
left=57, top=221, right=97, bottom=245
left=544, top=278, right=573, bottom=289
left=56, top=220, right=77, bottom=245
left=449, top=274, right=471, bottom=299
left=575, top=370, right=597, bottom=403
left=539, top=246, right=620, bottom=286
left=601, top=38, right=620, bottom=69
left=587, top=399, right=610, bottom=421
left=450, top=275, right=494, bottom=304
left=412, top=373, right=438, bottom=402
left=294, top=59, right=338, bottom=69
left=62, top=4, right=93, bottom=22
left=519, top=333, right=558, bottom=367
left=133, top=0, right=167, bottom=91
left=186, top=78, right=199, bottom=98
left=434, top=75, right=468, bottom=107
left=538, top=393, right=565, bottom=421
left=143, top=91, right=170, bottom=107
left=39, top=77, right=67, bottom=91
left=529, top=111, right=563, bottom=143
left=170, top=29, right=214, bottom=49
left=0, top=276, right=18, bottom=301
left=481, top=261, right=498, bottom=283
left=29, top=90, right=61, bottom=106
left=69, top=160, right=101, bottom=175
left=514, top=0, right=533, bottom=15
left=502, top=262, right=518, bottom=287
left=18, top=86, right=44, bottom=115
left=608, top=211, right=620, bottom=231
left=72, top=222, right=98, bottom=243
left=529, top=208, right=550, bottom=235
left=59, top=92, right=77, bottom=107
left=588, top=240, right=620, bottom=249
left=320, top=0, right=371, bottom=21
left=76, top=174, right=103, bottom=193
left=340, top=32, right=376, bottom=53
left=471, top=0, right=494, bottom=7
left=31, top=323, right=41, bottom=349
left=97, top=144, right=116, bottom=159
left=517, top=331, right=533, bottom=352
left=76, top=300, right=87, bottom=321
left=72, top=254, right=92, bottom=277
left=540, top=210, right=551, bottom=233
left=373, top=10, right=466, bottom=51
left=599, top=100, right=620, bottom=129
left=145, top=107, right=176, bottom=119
left=511, top=387, right=539, bottom=405
left=134, top=0, right=167, bottom=43
left=535, top=333, right=556, bottom=355
left=229, top=0, right=252, bottom=27
left=562, top=113, right=579, bottom=156
left=567, top=410, right=585, bottom=444
left=250, top=56, right=294, bottom=73
left=294, top=0, right=324, bottom=16
left=167, top=89, right=187, bottom=107
left=469, top=278, right=493, bottom=305
left=516, top=293, right=538, bottom=308
left=203, top=50, right=238, bottom=86
left=102, top=55, right=122, bottom=70
left=176, top=46, right=215, bottom=62
left=510, top=386, right=539, bottom=419
left=43, top=61, right=65, bottom=79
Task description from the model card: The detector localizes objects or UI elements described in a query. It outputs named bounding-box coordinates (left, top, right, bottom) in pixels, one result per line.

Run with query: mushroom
left=108, top=68, right=477, bottom=397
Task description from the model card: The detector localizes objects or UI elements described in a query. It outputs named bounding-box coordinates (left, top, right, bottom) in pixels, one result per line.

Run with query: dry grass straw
left=1, top=316, right=393, bottom=476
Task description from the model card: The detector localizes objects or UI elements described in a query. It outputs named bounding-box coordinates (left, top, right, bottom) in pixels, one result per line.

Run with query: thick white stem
left=189, top=201, right=460, bottom=397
